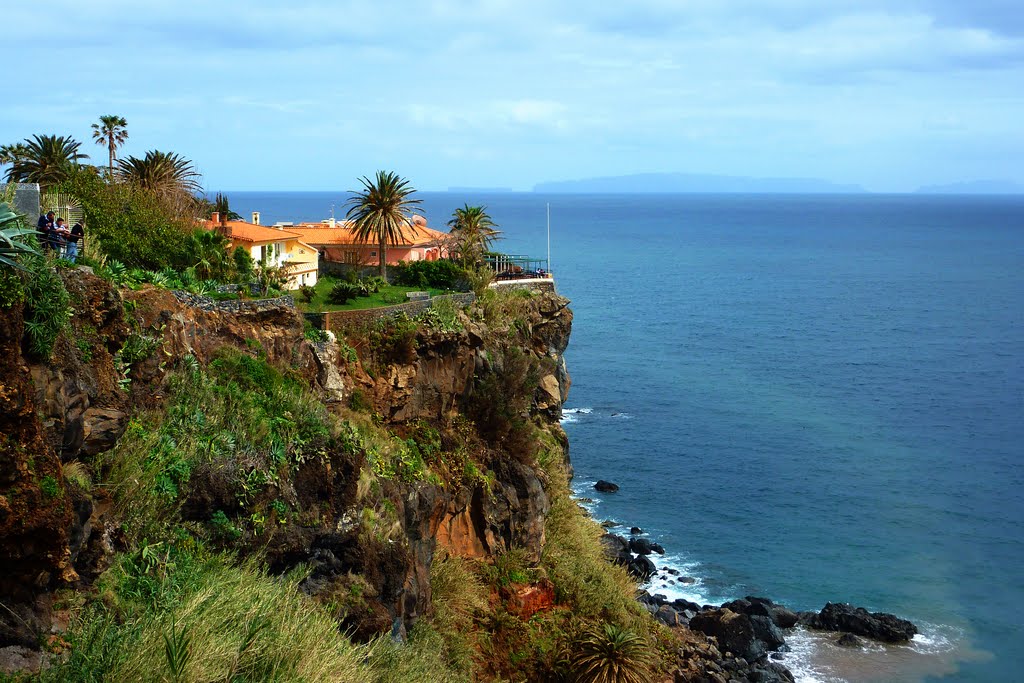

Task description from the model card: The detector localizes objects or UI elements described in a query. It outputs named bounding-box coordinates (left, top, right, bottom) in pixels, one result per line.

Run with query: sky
left=5, top=0, right=1023, bottom=192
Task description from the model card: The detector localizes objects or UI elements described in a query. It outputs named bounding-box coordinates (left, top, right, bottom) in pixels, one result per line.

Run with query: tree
left=345, top=170, right=422, bottom=278
left=0, top=143, right=30, bottom=178
left=4, top=135, right=89, bottom=189
left=91, top=115, right=128, bottom=178
left=116, top=150, right=201, bottom=196
left=447, top=203, right=501, bottom=266
left=186, top=228, right=231, bottom=280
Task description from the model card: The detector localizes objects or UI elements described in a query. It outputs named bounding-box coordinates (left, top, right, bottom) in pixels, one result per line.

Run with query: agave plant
left=568, top=623, right=653, bottom=683
left=0, top=201, right=39, bottom=269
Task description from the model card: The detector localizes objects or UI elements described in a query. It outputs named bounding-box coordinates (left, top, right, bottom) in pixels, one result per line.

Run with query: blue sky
left=5, top=0, right=1023, bottom=192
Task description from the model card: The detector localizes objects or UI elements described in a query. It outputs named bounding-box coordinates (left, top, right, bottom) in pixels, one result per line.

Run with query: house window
left=370, top=251, right=377, bottom=257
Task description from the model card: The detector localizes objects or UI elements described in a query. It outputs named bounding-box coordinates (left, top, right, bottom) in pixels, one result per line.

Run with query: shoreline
left=566, top=466, right=972, bottom=683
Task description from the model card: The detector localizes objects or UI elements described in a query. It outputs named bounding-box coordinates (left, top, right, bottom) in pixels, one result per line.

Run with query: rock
left=600, top=519, right=617, bottom=528
left=835, top=633, right=864, bottom=647
left=655, top=604, right=684, bottom=627
left=722, top=596, right=799, bottom=629
left=505, top=579, right=556, bottom=619
left=628, top=537, right=656, bottom=555
left=594, top=480, right=619, bottom=493
left=650, top=542, right=666, bottom=554
left=689, top=609, right=767, bottom=663
left=673, top=597, right=703, bottom=613
left=600, top=534, right=631, bottom=566
left=627, top=554, right=657, bottom=581
left=630, top=526, right=643, bottom=534
left=750, top=615, right=787, bottom=651
left=803, top=602, right=918, bottom=643
left=679, top=576, right=697, bottom=585
left=665, top=567, right=679, bottom=576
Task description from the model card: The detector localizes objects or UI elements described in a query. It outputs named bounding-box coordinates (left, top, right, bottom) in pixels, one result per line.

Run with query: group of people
left=36, top=211, right=85, bottom=262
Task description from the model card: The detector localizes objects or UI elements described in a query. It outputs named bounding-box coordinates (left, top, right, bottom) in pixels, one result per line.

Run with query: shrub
left=327, top=281, right=360, bottom=304
left=392, top=259, right=466, bottom=290
left=299, top=285, right=316, bottom=304
left=21, top=253, right=72, bottom=359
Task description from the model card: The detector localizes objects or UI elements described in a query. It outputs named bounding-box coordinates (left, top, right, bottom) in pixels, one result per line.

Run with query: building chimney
left=211, top=211, right=220, bottom=225
left=252, top=211, right=261, bottom=225
left=329, top=216, right=336, bottom=229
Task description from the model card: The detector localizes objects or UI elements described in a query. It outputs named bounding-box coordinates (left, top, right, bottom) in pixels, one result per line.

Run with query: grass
left=298, top=275, right=447, bottom=312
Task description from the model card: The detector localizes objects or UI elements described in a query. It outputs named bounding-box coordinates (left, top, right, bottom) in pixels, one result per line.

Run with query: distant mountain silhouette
left=533, top=173, right=866, bottom=194
left=914, top=180, right=1024, bottom=195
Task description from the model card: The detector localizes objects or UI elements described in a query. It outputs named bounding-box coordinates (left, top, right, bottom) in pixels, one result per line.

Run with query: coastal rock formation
left=0, top=272, right=576, bottom=653
left=799, top=602, right=918, bottom=643
left=594, top=480, right=619, bottom=492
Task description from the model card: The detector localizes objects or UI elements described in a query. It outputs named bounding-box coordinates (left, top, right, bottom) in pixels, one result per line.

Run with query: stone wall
left=172, top=291, right=296, bottom=313
left=490, top=278, right=556, bottom=294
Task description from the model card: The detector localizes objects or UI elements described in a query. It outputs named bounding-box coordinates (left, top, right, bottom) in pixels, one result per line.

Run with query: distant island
left=533, top=172, right=866, bottom=194
left=447, top=186, right=516, bottom=193
left=914, top=180, right=1024, bottom=195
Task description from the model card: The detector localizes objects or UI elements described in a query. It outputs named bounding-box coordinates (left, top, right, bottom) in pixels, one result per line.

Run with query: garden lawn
left=298, top=276, right=449, bottom=312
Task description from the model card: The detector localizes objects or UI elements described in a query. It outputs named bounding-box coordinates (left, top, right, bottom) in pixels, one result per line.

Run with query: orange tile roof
left=201, top=219, right=303, bottom=244
left=289, top=217, right=448, bottom=248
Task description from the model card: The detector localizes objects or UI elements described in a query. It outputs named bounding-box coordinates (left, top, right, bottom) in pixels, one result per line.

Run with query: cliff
left=0, top=268, right=592, bottom=678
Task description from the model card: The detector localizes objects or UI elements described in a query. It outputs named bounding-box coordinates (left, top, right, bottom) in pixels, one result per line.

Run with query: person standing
left=36, top=211, right=55, bottom=253
left=53, top=217, right=70, bottom=257
left=67, top=220, right=84, bottom=263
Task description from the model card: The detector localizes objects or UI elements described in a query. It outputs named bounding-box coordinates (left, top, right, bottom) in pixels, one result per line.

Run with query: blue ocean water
left=227, top=191, right=1024, bottom=682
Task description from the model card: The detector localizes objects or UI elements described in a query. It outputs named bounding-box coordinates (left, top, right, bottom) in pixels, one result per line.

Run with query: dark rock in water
left=600, top=519, right=617, bottom=528
left=594, top=480, right=619, bottom=493
left=650, top=542, right=666, bottom=555
left=689, top=608, right=767, bottom=663
left=630, top=526, right=643, bottom=534
left=756, top=661, right=797, bottom=682
left=836, top=633, right=864, bottom=648
left=679, top=576, right=696, bottom=585
left=576, top=497, right=594, bottom=504
left=803, top=602, right=918, bottom=643
left=722, top=596, right=800, bottom=629
left=599, top=533, right=631, bottom=566
left=628, top=537, right=656, bottom=555
left=665, top=567, right=679, bottom=576
left=672, top=597, right=702, bottom=613
left=750, top=615, right=787, bottom=651
left=627, top=554, right=657, bottom=581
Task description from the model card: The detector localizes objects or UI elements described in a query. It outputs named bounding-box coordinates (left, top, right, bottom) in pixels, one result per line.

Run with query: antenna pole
left=546, top=202, right=551, bottom=274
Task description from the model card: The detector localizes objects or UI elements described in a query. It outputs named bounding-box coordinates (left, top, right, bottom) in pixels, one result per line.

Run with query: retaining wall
left=306, top=292, right=476, bottom=334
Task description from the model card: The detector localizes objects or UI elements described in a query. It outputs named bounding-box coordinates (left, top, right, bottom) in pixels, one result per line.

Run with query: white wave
left=563, top=407, right=593, bottom=414
left=559, top=414, right=578, bottom=424
left=909, top=623, right=962, bottom=655
left=781, top=629, right=838, bottom=683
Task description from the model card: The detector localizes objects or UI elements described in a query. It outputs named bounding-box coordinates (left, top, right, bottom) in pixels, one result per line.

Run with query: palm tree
left=345, top=170, right=422, bottom=278
left=117, top=150, right=201, bottom=195
left=447, top=203, right=501, bottom=266
left=187, top=228, right=231, bottom=280
left=4, top=135, right=88, bottom=189
left=91, top=115, right=128, bottom=177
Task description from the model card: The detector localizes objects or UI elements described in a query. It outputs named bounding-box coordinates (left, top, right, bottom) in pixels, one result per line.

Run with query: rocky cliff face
left=0, top=270, right=573, bottom=648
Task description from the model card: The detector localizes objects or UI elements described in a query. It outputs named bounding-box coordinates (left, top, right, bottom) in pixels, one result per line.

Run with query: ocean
left=226, top=190, right=1024, bottom=683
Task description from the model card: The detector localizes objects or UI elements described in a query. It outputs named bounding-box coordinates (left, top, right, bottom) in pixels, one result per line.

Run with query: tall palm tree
left=447, top=203, right=501, bottom=266
left=4, top=135, right=88, bottom=189
left=91, top=115, right=128, bottom=177
left=345, top=171, right=422, bottom=278
left=116, top=150, right=201, bottom=195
